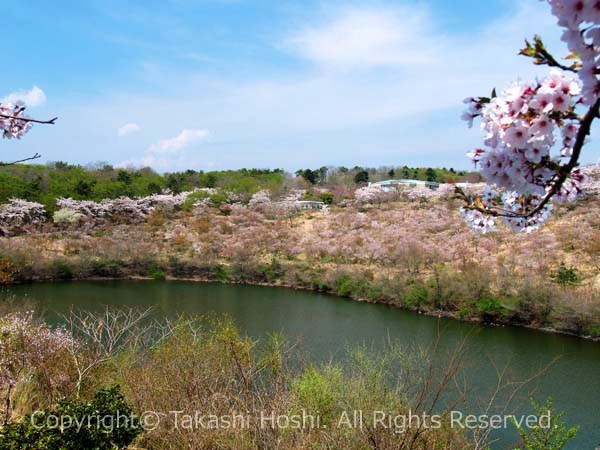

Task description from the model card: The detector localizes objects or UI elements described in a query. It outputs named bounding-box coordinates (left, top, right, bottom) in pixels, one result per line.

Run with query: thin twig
left=0, top=153, right=42, bottom=166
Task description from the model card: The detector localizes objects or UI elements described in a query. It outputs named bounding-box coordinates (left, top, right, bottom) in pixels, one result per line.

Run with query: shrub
left=514, top=398, right=578, bottom=450
left=0, top=386, right=141, bottom=450
left=476, top=296, right=506, bottom=321
left=334, top=275, right=356, bottom=297
left=403, top=284, right=429, bottom=309
left=149, top=267, right=166, bottom=280
left=212, top=264, right=229, bottom=281
left=50, top=259, right=74, bottom=280
left=0, top=258, right=17, bottom=283
left=52, top=208, right=83, bottom=224
left=318, top=193, right=334, bottom=204
left=291, top=366, right=343, bottom=425
left=551, top=264, right=580, bottom=285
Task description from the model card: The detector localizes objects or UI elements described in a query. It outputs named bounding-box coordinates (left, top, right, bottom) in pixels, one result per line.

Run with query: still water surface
left=6, top=280, right=599, bottom=449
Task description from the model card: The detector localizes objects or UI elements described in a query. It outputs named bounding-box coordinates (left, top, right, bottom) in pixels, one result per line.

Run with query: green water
left=4, top=280, right=599, bottom=449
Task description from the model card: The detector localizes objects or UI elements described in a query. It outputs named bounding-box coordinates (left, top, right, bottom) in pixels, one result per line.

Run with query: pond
left=5, top=280, right=599, bottom=449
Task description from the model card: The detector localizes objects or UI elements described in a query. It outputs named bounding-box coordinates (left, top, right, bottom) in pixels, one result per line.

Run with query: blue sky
left=2, top=0, right=598, bottom=172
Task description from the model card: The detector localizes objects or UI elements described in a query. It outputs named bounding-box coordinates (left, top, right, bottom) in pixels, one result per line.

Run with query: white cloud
left=286, top=6, right=439, bottom=68
left=147, top=129, right=209, bottom=153
left=117, top=122, right=141, bottom=136
left=1, top=86, right=47, bottom=107
left=115, top=128, right=210, bottom=169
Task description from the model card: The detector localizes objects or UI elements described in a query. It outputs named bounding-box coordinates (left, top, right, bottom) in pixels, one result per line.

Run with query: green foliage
left=149, top=266, right=166, bottom=280
left=353, top=170, right=369, bottom=184
left=476, top=296, right=507, bottom=320
left=295, top=169, right=318, bottom=184
left=260, top=258, right=284, bottom=282
left=551, top=263, right=580, bottom=285
left=50, top=259, right=74, bottom=280
left=0, top=164, right=284, bottom=209
left=403, top=285, right=429, bottom=309
left=513, top=398, right=578, bottom=450
left=291, top=366, right=343, bottom=425
left=212, top=264, right=230, bottom=281
left=0, top=386, right=141, bottom=450
left=334, top=275, right=359, bottom=297
left=318, top=193, right=334, bottom=204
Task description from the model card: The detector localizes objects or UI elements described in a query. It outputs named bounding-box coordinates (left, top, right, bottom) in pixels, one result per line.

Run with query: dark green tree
left=354, top=170, right=369, bottom=184
left=425, top=168, right=437, bottom=182
left=116, top=170, right=132, bottom=185
left=74, top=180, right=94, bottom=197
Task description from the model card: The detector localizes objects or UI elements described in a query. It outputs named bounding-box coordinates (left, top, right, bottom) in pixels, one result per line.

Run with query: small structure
left=368, top=179, right=440, bottom=191
left=296, top=200, right=325, bottom=210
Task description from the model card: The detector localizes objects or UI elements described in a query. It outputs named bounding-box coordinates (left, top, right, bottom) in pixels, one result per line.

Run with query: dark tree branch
left=0, top=153, right=42, bottom=166
left=0, top=114, right=58, bottom=125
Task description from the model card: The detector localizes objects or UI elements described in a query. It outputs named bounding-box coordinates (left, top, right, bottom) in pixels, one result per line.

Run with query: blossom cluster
left=0, top=198, right=46, bottom=234
left=0, top=101, right=32, bottom=139
left=548, top=0, right=600, bottom=103
left=0, top=311, right=73, bottom=391
left=55, top=191, right=193, bottom=223
left=354, top=185, right=392, bottom=203
left=248, top=189, right=271, bottom=206
left=460, top=1, right=600, bottom=233
left=581, top=162, right=600, bottom=194
left=354, top=184, right=454, bottom=205
left=463, top=70, right=582, bottom=194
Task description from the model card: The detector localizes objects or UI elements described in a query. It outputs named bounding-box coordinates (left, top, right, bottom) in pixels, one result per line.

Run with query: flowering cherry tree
left=0, top=99, right=56, bottom=164
left=460, top=0, right=600, bottom=233
left=0, top=311, right=73, bottom=422
left=0, top=198, right=46, bottom=235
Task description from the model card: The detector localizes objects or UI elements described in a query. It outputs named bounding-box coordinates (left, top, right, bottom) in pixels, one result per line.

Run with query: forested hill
left=0, top=163, right=285, bottom=208
left=0, top=162, right=479, bottom=208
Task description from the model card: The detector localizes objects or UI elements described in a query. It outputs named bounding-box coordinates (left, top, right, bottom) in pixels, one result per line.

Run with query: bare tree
left=61, top=307, right=153, bottom=396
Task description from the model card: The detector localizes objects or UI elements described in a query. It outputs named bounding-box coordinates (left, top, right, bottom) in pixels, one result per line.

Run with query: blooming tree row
left=0, top=199, right=46, bottom=234
left=460, top=0, right=600, bottom=233
left=55, top=191, right=194, bottom=223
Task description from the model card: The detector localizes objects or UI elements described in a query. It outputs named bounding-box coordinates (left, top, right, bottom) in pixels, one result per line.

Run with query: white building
left=368, top=179, right=440, bottom=191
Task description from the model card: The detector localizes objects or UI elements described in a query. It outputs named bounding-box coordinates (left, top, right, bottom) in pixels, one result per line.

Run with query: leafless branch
left=0, top=153, right=42, bottom=166
left=0, top=113, right=58, bottom=125
left=61, top=307, right=153, bottom=396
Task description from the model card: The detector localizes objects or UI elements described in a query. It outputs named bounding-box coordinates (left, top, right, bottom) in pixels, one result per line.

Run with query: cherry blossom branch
left=519, top=35, right=579, bottom=73
left=0, top=113, right=58, bottom=125
left=468, top=96, right=600, bottom=220
left=538, top=96, right=600, bottom=202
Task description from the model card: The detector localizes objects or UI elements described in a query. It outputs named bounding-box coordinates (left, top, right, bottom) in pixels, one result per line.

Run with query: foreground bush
left=0, top=386, right=140, bottom=450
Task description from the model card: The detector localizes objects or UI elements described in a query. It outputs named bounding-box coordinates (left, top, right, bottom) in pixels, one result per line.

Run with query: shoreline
left=4, top=273, right=598, bottom=343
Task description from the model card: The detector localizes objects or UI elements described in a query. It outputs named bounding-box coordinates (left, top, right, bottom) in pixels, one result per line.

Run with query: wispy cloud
left=1, top=86, right=47, bottom=107
left=147, top=129, right=209, bottom=154
left=286, top=6, right=439, bottom=68
left=117, top=122, right=141, bottom=136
